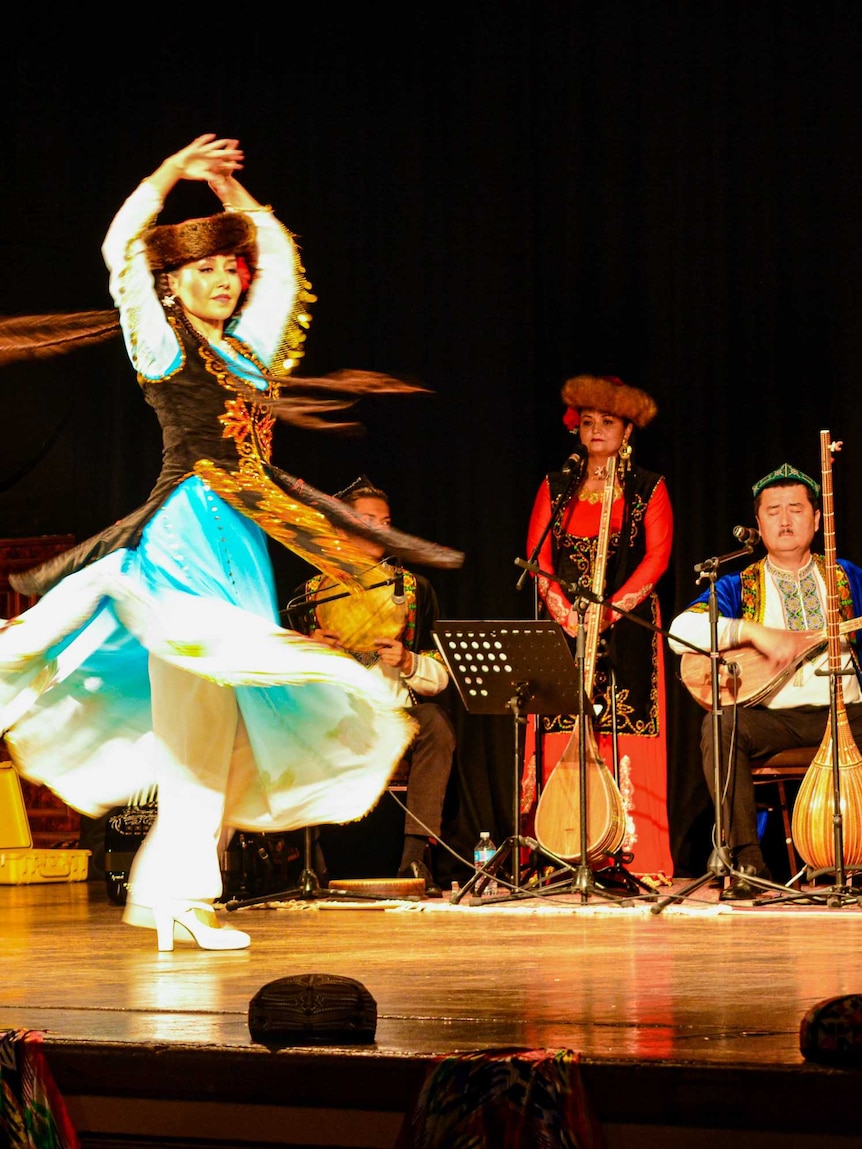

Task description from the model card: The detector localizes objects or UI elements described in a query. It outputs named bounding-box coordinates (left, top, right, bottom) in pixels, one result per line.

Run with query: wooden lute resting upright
left=533, top=459, right=627, bottom=862
left=791, top=431, right=862, bottom=872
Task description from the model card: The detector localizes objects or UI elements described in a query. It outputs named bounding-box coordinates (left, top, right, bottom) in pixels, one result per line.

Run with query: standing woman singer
left=521, top=374, right=674, bottom=882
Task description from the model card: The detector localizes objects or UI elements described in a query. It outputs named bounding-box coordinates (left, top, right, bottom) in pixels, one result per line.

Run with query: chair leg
left=776, top=780, right=800, bottom=877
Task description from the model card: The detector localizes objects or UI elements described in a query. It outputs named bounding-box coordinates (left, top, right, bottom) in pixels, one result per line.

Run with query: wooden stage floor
left=3, top=874, right=862, bottom=1148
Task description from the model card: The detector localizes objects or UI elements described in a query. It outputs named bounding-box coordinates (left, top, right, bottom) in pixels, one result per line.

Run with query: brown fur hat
left=143, top=212, right=256, bottom=271
left=561, top=374, right=657, bottom=429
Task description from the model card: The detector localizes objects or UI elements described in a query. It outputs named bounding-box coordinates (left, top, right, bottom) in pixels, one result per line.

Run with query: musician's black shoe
left=719, top=864, right=769, bottom=901
left=592, top=867, right=642, bottom=896
left=399, top=861, right=443, bottom=898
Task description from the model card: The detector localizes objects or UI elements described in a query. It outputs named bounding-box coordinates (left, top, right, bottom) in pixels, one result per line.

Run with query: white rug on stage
left=247, top=895, right=732, bottom=917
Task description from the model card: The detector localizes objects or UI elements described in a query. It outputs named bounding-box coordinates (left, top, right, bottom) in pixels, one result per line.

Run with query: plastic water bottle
left=473, top=831, right=498, bottom=898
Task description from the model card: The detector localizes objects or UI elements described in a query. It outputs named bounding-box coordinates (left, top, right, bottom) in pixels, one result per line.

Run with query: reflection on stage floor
left=2, top=876, right=862, bottom=1148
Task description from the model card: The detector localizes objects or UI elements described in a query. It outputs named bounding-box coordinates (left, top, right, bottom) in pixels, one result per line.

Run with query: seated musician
left=290, top=476, right=456, bottom=897
left=668, top=463, right=862, bottom=899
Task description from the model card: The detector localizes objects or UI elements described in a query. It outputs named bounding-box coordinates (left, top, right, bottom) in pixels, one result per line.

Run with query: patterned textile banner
left=0, top=1030, right=79, bottom=1149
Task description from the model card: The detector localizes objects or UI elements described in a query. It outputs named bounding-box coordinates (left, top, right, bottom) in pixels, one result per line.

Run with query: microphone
left=562, top=444, right=587, bottom=476
left=392, top=564, right=405, bottom=605
left=732, top=525, right=761, bottom=547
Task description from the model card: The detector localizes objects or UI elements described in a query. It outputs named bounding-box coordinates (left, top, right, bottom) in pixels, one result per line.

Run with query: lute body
left=679, top=615, right=862, bottom=710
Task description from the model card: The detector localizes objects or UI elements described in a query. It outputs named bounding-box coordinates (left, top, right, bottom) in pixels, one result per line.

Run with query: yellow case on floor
left=1, top=760, right=32, bottom=849
left=0, top=760, right=89, bottom=884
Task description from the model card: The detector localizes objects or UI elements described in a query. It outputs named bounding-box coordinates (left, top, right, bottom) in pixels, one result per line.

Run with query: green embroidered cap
left=752, top=462, right=821, bottom=499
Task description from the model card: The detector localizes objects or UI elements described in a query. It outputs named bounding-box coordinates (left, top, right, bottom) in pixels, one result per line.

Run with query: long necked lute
left=533, top=457, right=628, bottom=861
left=791, top=430, right=862, bottom=871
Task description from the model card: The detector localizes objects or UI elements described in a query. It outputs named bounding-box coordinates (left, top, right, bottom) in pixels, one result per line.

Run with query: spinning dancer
left=0, top=134, right=461, bottom=950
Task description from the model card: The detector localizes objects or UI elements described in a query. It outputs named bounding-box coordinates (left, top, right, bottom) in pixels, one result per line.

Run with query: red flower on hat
left=236, top=256, right=253, bottom=293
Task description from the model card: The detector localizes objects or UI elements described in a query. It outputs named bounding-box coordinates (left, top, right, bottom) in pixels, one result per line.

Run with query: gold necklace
left=581, top=488, right=614, bottom=504
left=580, top=474, right=620, bottom=504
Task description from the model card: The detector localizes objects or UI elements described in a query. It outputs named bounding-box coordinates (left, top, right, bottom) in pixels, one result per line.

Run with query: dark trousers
left=700, top=701, right=862, bottom=858
left=403, top=703, right=456, bottom=838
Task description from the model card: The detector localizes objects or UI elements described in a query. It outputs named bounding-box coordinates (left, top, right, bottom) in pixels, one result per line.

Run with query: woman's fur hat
left=561, top=374, right=657, bottom=430
left=143, top=212, right=256, bottom=271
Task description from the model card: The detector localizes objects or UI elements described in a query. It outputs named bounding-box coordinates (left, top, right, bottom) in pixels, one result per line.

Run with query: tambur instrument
left=533, top=459, right=627, bottom=862
left=791, top=431, right=862, bottom=872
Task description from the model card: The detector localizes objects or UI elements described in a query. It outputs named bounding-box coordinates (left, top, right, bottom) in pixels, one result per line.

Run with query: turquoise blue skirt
left=0, top=476, right=414, bottom=829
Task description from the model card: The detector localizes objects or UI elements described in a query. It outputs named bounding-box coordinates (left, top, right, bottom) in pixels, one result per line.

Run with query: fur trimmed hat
left=143, top=212, right=256, bottom=271
left=561, top=374, right=658, bottom=430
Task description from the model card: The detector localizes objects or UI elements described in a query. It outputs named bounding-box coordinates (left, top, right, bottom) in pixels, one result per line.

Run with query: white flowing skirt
left=0, top=476, right=415, bottom=832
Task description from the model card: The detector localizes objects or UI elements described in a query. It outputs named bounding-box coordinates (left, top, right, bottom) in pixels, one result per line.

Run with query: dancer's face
left=168, top=254, right=243, bottom=327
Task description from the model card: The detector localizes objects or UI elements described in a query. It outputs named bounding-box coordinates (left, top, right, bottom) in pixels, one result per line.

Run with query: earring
left=619, top=440, right=632, bottom=460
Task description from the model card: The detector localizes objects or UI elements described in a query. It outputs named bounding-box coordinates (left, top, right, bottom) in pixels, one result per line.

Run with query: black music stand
left=433, top=619, right=596, bottom=904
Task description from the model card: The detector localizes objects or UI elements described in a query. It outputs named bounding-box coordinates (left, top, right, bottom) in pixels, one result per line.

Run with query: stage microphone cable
left=384, top=787, right=597, bottom=905
left=713, top=665, right=743, bottom=854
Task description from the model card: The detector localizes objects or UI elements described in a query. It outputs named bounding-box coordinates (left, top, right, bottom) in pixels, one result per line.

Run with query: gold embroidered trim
left=194, top=457, right=381, bottom=589
left=269, top=221, right=316, bottom=377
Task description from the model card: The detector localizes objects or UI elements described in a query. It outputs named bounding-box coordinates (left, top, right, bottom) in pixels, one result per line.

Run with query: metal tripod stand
left=515, top=557, right=705, bottom=903
left=223, top=824, right=420, bottom=910
left=432, top=619, right=585, bottom=904
left=527, top=595, right=639, bottom=904
left=651, top=541, right=793, bottom=914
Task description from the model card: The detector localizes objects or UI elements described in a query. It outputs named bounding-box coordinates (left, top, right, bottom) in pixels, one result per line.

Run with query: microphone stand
left=283, top=575, right=398, bottom=623
left=514, top=557, right=710, bottom=903
left=514, top=560, right=712, bottom=667
left=650, top=542, right=794, bottom=915
left=516, top=453, right=585, bottom=884
left=568, top=591, right=607, bottom=900
left=591, top=660, right=657, bottom=895
left=515, top=454, right=585, bottom=593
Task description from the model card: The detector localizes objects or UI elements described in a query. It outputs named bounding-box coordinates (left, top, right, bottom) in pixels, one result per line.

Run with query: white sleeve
left=229, top=211, right=301, bottom=368
left=404, top=653, right=450, bottom=697
left=668, top=609, right=737, bottom=655
left=101, top=180, right=183, bottom=381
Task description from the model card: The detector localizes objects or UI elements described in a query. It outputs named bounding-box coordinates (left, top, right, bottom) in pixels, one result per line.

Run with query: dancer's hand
left=169, top=133, right=245, bottom=182
left=147, top=134, right=244, bottom=199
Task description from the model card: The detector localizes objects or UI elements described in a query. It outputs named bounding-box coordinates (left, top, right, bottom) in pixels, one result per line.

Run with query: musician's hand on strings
left=312, top=628, right=343, bottom=650
left=374, top=636, right=414, bottom=675
left=735, top=620, right=802, bottom=668
left=600, top=607, right=618, bottom=630
left=562, top=608, right=579, bottom=637
left=563, top=604, right=614, bottom=633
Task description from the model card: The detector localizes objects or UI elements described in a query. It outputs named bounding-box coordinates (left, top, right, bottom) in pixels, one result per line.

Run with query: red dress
left=521, top=466, right=674, bottom=879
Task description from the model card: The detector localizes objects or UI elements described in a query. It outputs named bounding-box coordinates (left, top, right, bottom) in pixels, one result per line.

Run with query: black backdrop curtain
left=3, top=3, right=862, bottom=879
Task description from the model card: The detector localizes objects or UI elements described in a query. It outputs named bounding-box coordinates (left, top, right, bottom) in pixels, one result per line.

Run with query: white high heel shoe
left=124, top=901, right=251, bottom=952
